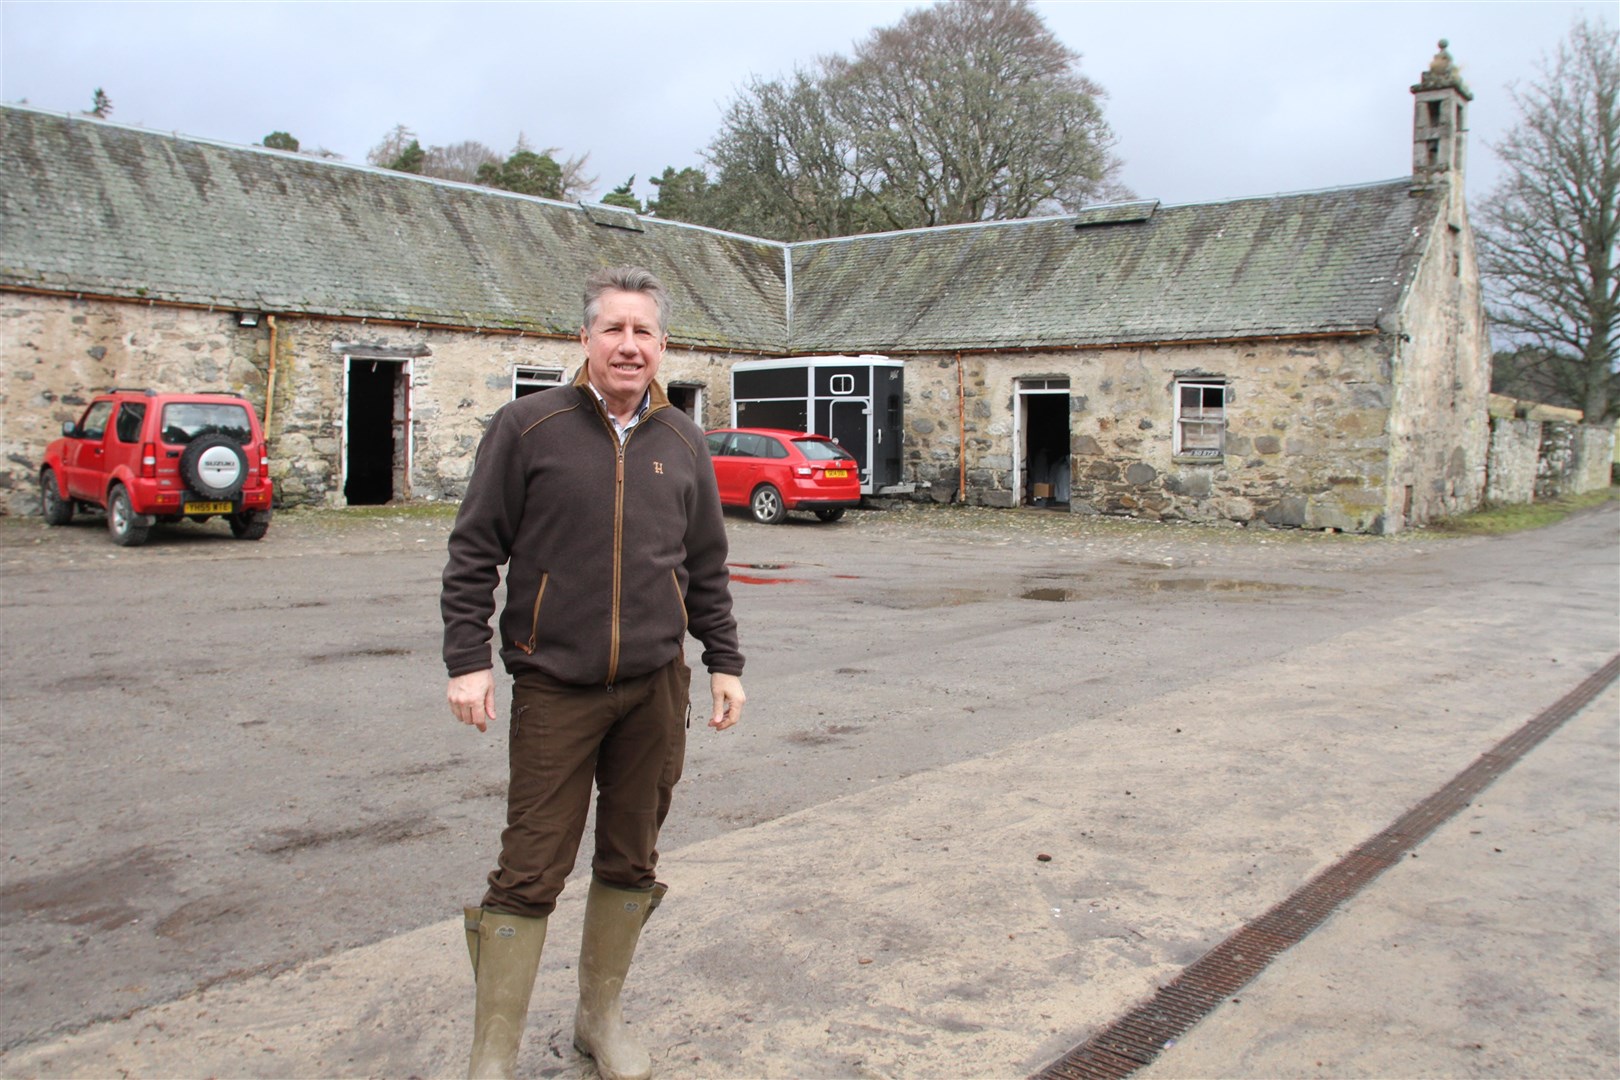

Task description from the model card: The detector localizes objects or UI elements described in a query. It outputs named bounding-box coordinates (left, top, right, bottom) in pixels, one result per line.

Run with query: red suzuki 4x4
left=41, top=389, right=274, bottom=546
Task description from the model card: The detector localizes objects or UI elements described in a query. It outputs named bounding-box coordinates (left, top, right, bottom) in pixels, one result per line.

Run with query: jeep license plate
left=184, top=501, right=234, bottom=515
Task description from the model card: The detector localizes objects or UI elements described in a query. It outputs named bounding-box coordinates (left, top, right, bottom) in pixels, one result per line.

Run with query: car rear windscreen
left=160, top=403, right=253, bottom=444
left=793, top=439, right=850, bottom=461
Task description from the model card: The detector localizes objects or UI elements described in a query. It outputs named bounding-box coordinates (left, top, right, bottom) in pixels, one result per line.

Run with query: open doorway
left=1017, top=378, right=1071, bottom=508
left=344, top=357, right=410, bottom=505
left=666, top=383, right=703, bottom=425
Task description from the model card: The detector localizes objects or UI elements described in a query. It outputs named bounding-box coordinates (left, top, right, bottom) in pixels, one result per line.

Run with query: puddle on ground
left=1022, top=587, right=1082, bottom=602
left=1135, top=578, right=1336, bottom=594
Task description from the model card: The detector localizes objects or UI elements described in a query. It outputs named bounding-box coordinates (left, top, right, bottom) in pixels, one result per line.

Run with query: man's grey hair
left=582, top=266, right=671, bottom=337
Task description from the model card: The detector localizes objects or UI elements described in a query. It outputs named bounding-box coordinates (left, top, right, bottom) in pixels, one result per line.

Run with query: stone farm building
left=2, top=45, right=1504, bottom=533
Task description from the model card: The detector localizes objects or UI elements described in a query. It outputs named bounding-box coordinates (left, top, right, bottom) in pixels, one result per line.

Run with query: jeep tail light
left=140, top=442, right=158, bottom=479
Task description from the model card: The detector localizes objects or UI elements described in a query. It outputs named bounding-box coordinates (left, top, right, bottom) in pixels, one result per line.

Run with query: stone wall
left=1572, top=425, right=1616, bottom=493
left=0, top=294, right=743, bottom=514
left=896, top=337, right=1401, bottom=531
left=1485, top=417, right=1539, bottom=505
left=1533, top=421, right=1617, bottom=500
left=1, top=293, right=265, bottom=515
left=1383, top=197, right=1492, bottom=529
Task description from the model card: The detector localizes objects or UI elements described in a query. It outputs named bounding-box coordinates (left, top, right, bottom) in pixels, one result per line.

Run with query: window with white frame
left=513, top=366, right=565, bottom=399
left=1174, top=381, right=1227, bottom=456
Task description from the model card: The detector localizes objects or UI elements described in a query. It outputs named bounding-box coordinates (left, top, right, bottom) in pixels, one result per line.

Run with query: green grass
left=1426, top=487, right=1618, bottom=535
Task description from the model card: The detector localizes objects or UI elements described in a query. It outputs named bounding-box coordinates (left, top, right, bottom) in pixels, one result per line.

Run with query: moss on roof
left=2, top=106, right=1436, bottom=355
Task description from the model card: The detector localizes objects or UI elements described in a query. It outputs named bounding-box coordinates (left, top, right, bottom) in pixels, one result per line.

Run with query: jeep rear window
left=160, top=403, right=253, bottom=445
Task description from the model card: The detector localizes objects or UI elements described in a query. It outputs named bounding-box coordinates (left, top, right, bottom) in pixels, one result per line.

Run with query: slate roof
left=0, top=106, right=787, bottom=351
left=788, top=182, right=1435, bottom=353
left=2, top=105, right=1438, bottom=356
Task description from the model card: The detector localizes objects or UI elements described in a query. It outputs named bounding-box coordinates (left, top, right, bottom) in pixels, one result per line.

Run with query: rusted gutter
left=264, top=314, right=279, bottom=433
left=956, top=351, right=966, bottom=503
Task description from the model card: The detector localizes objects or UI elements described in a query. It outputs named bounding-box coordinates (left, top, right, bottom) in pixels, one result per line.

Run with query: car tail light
left=140, top=442, right=157, bottom=479
left=795, top=466, right=813, bottom=478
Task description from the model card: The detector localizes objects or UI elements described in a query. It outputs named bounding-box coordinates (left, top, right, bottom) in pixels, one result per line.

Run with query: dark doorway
left=667, top=384, right=701, bottom=423
left=345, top=360, right=404, bottom=505
left=1022, top=392, right=1071, bottom=507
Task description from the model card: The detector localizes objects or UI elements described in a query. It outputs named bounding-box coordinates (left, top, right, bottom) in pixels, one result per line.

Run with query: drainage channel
left=1032, top=652, right=1620, bottom=1080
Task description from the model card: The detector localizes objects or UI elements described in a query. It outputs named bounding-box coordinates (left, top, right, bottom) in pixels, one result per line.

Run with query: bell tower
left=1411, top=39, right=1472, bottom=189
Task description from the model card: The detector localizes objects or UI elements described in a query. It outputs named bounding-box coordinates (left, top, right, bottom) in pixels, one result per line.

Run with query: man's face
left=581, top=289, right=665, bottom=415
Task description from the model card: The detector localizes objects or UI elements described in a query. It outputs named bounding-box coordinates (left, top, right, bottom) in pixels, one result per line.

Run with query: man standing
left=442, top=266, right=745, bottom=1080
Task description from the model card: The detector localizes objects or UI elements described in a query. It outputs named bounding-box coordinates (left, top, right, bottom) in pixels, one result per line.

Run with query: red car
left=704, top=428, right=861, bottom=524
left=41, top=388, right=274, bottom=546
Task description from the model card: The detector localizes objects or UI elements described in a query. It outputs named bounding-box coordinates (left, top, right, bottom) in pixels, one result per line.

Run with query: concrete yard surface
left=1, top=501, right=1616, bottom=1078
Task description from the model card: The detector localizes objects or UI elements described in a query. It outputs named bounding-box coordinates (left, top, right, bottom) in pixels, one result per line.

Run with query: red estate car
left=41, top=389, right=274, bottom=546
left=704, top=428, right=861, bottom=524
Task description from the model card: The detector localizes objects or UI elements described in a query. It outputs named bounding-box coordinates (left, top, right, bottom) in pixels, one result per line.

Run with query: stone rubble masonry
left=0, top=292, right=742, bottom=514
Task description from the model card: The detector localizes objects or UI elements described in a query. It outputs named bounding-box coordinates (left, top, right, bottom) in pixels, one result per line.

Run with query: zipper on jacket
left=591, top=391, right=670, bottom=689
left=518, top=572, right=550, bottom=655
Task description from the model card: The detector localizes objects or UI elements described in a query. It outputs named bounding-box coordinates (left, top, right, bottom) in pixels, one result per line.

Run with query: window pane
left=1180, top=421, right=1223, bottom=450
left=115, top=403, right=146, bottom=443
left=160, top=403, right=252, bottom=444
left=705, top=433, right=728, bottom=456
left=81, top=402, right=113, bottom=439
left=794, top=438, right=847, bottom=460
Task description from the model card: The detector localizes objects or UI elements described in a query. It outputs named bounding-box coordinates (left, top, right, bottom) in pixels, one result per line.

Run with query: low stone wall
left=1485, top=414, right=1614, bottom=505
left=1485, top=417, right=1539, bottom=505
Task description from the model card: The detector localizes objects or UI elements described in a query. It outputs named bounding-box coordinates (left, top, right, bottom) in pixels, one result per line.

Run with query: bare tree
left=699, top=0, right=1122, bottom=240
left=1478, top=16, right=1620, bottom=421
left=367, top=124, right=418, bottom=168
left=422, top=140, right=500, bottom=184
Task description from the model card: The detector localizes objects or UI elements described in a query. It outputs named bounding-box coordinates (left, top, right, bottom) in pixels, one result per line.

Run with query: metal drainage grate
left=1033, top=653, right=1620, bottom=1080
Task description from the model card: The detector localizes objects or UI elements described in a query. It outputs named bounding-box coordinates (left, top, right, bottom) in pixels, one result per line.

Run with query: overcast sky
left=1, top=1, right=1612, bottom=215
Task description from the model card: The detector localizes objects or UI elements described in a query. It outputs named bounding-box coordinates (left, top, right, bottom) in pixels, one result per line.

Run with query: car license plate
left=824, top=469, right=848, bottom=478
left=184, top=501, right=234, bottom=515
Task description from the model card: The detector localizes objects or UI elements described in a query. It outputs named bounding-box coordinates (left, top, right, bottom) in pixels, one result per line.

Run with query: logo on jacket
left=653, top=461, right=664, bottom=474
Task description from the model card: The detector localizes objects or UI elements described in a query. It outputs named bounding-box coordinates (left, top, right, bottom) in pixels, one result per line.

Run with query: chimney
left=1411, top=39, right=1473, bottom=197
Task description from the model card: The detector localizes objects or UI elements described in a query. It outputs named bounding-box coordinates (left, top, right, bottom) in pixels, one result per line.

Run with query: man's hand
left=448, top=669, right=497, bottom=732
left=709, top=673, right=745, bottom=731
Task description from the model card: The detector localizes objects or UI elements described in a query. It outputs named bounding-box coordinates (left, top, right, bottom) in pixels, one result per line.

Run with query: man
left=442, top=266, right=745, bottom=1080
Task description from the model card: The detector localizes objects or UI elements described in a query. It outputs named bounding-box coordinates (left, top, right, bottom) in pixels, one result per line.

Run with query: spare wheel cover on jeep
left=179, top=434, right=249, bottom=500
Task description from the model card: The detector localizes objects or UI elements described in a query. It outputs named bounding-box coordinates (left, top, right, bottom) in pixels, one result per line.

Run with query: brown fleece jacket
left=440, top=377, right=742, bottom=686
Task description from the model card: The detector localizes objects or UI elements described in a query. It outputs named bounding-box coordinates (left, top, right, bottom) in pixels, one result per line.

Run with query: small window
left=829, top=374, right=855, bottom=395
left=114, top=402, right=147, bottom=443
left=514, top=366, right=565, bottom=399
left=706, top=432, right=729, bottom=456
left=1427, top=100, right=1442, bottom=126
left=79, top=401, right=114, bottom=440
left=1175, top=382, right=1226, bottom=457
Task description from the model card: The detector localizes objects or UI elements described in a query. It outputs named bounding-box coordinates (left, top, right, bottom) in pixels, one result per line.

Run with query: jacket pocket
left=519, top=571, right=550, bottom=655
left=669, top=569, right=688, bottom=634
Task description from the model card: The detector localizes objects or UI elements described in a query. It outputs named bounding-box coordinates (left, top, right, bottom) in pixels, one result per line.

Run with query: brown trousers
left=482, top=657, right=691, bottom=917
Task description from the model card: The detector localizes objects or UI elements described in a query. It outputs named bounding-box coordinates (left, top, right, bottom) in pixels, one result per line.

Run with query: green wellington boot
left=464, top=907, right=548, bottom=1080
left=572, top=878, right=667, bottom=1080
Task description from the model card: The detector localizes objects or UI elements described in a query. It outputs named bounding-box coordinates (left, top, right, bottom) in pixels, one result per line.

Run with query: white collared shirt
left=587, top=383, right=651, bottom=445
